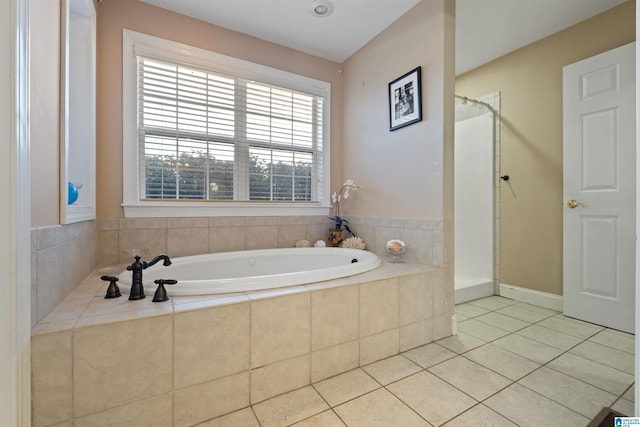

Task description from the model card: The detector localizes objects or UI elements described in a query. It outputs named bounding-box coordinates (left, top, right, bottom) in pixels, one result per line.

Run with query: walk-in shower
left=454, top=93, right=500, bottom=303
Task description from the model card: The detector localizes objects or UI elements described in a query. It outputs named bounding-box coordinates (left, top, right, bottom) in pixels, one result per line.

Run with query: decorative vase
left=328, top=229, right=343, bottom=247
left=385, top=239, right=407, bottom=263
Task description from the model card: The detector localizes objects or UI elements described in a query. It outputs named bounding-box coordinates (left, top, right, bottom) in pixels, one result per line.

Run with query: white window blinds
left=137, top=56, right=324, bottom=202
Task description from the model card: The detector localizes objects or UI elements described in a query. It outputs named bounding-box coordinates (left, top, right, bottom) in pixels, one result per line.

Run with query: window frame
left=122, top=30, right=331, bottom=217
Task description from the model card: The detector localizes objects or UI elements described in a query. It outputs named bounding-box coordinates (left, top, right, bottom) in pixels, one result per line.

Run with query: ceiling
left=139, top=0, right=629, bottom=74
left=455, top=0, right=627, bottom=75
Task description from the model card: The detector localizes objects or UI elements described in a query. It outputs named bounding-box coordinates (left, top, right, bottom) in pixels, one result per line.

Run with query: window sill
left=122, top=202, right=331, bottom=218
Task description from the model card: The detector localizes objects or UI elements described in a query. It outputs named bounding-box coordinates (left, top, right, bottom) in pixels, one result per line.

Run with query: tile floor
left=198, top=296, right=635, bottom=427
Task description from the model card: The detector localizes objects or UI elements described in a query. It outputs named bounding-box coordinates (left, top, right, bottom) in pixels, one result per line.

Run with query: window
left=122, top=30, right=330, bottom=217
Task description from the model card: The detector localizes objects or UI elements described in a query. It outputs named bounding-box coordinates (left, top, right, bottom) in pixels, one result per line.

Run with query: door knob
left=567, top=199, right=586, bottom=209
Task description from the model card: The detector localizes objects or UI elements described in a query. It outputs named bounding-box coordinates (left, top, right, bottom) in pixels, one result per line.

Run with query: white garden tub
left=118, top=247, right=381, bottom=296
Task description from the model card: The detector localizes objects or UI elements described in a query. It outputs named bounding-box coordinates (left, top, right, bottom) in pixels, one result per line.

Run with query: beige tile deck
left=199, top=296, right=636, bottom=427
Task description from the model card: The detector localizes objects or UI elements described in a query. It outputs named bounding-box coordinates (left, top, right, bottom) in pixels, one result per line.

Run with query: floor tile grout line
left=461, top=304, right=618, bottom=421
left=565, top=342, right=636, bottom=376
left=461, top=297, right=625, bottom=340
left=451, top=297, right=633, bottom=419
left=508, top=376, right=601, bottom=422
left=454, top=307, right=599, bottom=360
left=461, top=299, right=604, bottom=340
left=457, top=351, right=538, bottom=383
left=471, top=303, right=558, bottom=324
left=311, top=372, right=383, bottom=411
left=438, top=401, right=523, bottom=427
left=500, top=304, right=634, bottom=388
left=339, top=351, right=493, bottom=426
left=512, top=339, right=631, bottom=419
left=334, top=362, right=437, bottom=426
left=333, top=360, right=446, bottom=427
left=488, top=302, right=633, bottom=405
left=213, top=296, right=633, bottom=427
left=250, top=405, right=263, bottom=427
left=307, top=349, right=435, bottom=416
left=469, top=317, right=534, bottom=335
left=610, top=383, right=636, bottom=413
left=283, top=389, right=348, bottom=427
left=577, top=332, right=637, bottom=355
left=423, top=360, right=504, bottom=403
left=381, top=370, right=459, bottom=427
left=452, top=300, right=586, bottom=364
left=389, top=330, right=632, bottom=426
left=542, top=354, right=635, bottom=398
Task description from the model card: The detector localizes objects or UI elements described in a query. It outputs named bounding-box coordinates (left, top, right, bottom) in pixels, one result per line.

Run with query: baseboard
left=499, top=283, right=563, bottom=312
left=455, top=281, right=494, bottom=304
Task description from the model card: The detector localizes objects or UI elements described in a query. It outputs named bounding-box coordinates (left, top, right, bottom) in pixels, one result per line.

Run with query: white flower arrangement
left=330, top=179, right=360, bottom=232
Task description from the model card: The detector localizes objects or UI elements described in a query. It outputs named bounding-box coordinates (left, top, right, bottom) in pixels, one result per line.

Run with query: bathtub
left=33, top=253, right=444, bottom=426
left=118, top=247, right=381, bottom=296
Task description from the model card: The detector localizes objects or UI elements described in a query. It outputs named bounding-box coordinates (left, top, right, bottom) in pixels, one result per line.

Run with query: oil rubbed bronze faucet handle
left=152, top=279, right=177, bottom=302
left=100, top=275, right=121, bottom=299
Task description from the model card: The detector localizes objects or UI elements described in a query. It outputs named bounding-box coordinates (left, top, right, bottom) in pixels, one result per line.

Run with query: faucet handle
left=100, top=275, right=121, bottom=299
left=152, top=279, right=177, bottom=302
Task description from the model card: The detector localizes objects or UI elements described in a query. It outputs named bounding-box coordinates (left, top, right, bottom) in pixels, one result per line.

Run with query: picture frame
left=388, top=66, right=422, bottom=131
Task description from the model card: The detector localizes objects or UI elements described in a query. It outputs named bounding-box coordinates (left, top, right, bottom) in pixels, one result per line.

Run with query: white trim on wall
left=0, top=0, right=31, bottom=424
left=455, top=281, right=494, bottom=304
left=121, top=29, right=332, bottom=218
left=499, top=283, right=563, bottom=312
left=635, top=0, right=639, bottom=416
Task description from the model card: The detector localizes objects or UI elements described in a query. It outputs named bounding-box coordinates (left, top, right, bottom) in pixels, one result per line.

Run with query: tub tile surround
left=31, top=221, right=99, bottom=325
left=32, top=262, right=448, bottom=427
left=30, top=215, right=442, bottom=324
left=98, top=215, right=443, bottom=266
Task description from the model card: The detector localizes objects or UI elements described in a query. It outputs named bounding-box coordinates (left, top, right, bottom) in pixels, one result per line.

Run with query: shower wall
left=454, top=107, right=494, bottom=301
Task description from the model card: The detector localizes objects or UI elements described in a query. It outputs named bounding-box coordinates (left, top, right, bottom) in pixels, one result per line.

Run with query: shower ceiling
left=138, top=0, right=628, bottom=72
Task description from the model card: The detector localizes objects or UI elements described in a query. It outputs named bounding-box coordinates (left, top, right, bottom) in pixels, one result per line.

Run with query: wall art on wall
left=388, top=66, right=422, bottom=131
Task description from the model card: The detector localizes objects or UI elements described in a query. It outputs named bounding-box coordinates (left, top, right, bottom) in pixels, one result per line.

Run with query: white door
left=563, top=42, right=636, bottom=333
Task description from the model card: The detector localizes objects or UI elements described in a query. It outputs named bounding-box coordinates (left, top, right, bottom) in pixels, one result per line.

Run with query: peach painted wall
left=96, top=0, right=344, bottom=219
left=341, top=0, right=454, bottom=220
left=30, top=0, right=62, bottom=226
left=456, top=1, right=635, bottom=295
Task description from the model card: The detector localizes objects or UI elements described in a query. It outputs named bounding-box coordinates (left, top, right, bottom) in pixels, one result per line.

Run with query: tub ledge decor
left=341, top=236, right=366, bottom=250
left=328, top=229, right=342, bottom=247
left=386, top=239, right=407, bottom=263
left=295, top=239, right=311, bottom=248
left=329, top=179, right=360, bottom=246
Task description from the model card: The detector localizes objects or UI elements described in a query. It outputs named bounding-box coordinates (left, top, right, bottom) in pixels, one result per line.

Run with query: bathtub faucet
left=126, top=254, right=172, bottom=300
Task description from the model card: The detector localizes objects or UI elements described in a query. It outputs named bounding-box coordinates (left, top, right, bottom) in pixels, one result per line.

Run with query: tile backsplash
left=99, top=215, right=443, bottom=267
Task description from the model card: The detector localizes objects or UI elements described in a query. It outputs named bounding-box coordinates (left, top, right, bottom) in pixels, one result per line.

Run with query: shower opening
left=454, top=93, right=500, bottom=304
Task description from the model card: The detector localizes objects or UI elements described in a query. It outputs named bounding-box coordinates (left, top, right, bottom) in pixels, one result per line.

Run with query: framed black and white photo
left=388, top=66, right=422, bottom=131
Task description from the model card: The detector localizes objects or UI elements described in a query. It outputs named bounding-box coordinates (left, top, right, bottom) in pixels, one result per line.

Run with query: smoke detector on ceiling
left=309, top=0, right=334, bottom=17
